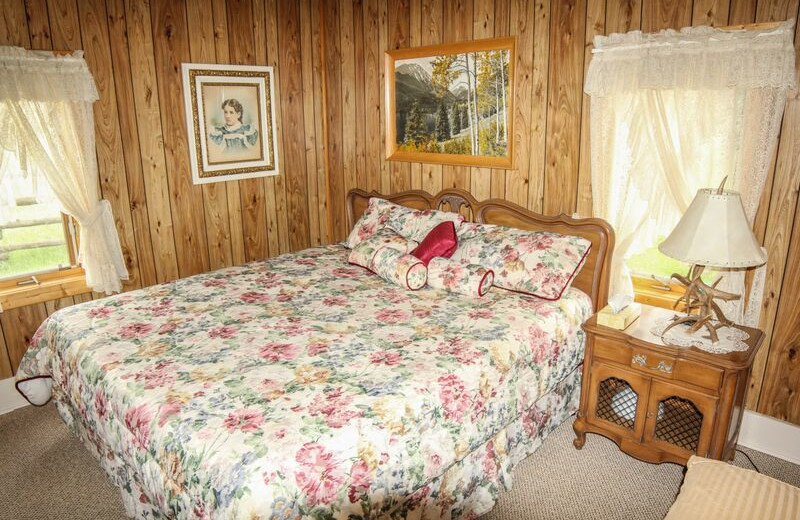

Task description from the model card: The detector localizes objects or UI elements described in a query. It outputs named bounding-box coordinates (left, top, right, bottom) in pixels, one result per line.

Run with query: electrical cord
left=735, top=447, right=761, bottom=473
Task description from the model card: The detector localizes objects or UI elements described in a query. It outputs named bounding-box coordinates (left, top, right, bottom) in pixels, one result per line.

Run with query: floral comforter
left=17, top=245, right=592, bottom=519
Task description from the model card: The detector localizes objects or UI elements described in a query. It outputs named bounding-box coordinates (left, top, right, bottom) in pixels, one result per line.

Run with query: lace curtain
left=585, top=21, right=796, bottom=326
left=0, top=47, right=128, bottom=294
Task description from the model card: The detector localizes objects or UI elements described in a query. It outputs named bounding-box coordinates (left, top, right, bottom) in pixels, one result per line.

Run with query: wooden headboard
left=347, top=188, right=615, bottom=312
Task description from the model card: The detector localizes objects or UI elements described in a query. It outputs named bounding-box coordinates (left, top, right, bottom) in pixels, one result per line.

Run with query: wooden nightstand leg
left=573, top=417, right=586, bottom=449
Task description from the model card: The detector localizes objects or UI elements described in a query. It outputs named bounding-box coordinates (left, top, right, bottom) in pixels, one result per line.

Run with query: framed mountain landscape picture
left=385, top=37, right=515, bottom=168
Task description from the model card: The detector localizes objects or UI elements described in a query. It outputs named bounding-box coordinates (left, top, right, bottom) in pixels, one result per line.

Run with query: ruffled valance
left=585, top=20, right=797, bottom=95
left=0, top=46, right=99, bottom=102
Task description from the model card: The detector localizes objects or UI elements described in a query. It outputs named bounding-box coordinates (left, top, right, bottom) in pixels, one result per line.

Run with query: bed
left=16, top=188, right=613, bottom=519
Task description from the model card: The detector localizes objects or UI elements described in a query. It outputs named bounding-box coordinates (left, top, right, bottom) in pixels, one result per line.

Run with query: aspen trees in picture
left=385, top=38, right=515, bottom=168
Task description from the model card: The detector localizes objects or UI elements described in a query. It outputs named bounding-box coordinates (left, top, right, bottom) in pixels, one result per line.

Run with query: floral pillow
left=348, top=228, right=418, bottom=270
left=371, top=247, right=427, bottom=290
left=347, top=197, right=465, bottom=248
left=386, top=207, right=464, bottom=243
left=346, top=198, right=410, bottom=248
left=450, top=222, right=592, bottom=300
left=427, top=257, right=494, bottom=297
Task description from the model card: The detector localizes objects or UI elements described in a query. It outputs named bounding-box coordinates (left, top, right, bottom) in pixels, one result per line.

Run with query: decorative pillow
left=348, top=228, right=418, bottom=270
left=387, top=207, right=464, bottom=243
left=371, top=247, right=427, bottom=290
left=427, top=257, right=494, bottom=297
left=450, top=222, right=592, bottom=300
left=411, top=221, right=458, bottom=266
left=346, top=197, right=411, bottom=248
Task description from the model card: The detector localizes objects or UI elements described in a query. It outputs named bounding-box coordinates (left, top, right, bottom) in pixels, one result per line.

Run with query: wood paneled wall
left=322, top=0, right=800, bottom=425
left=0, top=0, right=328, bottom=375
left=0, top=0, right=798, bottom=427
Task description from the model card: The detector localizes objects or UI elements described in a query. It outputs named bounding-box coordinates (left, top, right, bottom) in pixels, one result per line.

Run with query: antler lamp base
left=661, top=264, right=740, bottom=344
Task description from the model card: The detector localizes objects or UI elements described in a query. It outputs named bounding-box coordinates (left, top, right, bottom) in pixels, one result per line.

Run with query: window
left=584, top=19, right=795, bottom=321
left=0, top=154, right=78, bottom=283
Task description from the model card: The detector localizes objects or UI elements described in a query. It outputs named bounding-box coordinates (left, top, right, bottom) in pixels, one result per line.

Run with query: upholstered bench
left=665, top=455, right=800, bottom=519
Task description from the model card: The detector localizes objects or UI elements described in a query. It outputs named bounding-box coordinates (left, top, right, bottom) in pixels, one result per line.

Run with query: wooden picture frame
left=181, top=63, right=280, bottom=184
left=385, top=37, right=515, bottom=169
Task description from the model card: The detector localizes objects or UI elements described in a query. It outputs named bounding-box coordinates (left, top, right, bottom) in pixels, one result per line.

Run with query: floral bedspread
left=17, top=245, right=592, bottom=519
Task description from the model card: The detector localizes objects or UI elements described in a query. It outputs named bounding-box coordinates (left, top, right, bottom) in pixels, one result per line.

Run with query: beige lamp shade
left=659, top=188, right=767, bottom=268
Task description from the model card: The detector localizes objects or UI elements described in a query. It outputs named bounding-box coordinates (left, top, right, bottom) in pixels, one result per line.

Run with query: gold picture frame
left=181, top=63, right=280, bottom=184
left=385, top=37, right=515, bottom=169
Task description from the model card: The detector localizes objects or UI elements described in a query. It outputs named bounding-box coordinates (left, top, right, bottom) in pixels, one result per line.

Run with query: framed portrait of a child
left=182, top=63, right=279, bottom=184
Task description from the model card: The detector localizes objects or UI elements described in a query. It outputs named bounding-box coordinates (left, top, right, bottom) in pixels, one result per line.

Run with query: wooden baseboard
left=738, top=410, right=800, bottom=466
left=0, top=377, right=29, bottom=415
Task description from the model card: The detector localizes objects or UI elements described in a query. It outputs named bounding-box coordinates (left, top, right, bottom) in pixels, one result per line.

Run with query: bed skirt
left=51, top=362, right=581, bottom=519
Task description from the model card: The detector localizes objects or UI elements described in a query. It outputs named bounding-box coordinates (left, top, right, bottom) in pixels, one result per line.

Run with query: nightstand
left=573, top=304, right=764, bottom=465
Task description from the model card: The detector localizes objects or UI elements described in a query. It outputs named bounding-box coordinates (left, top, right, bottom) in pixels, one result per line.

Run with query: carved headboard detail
left=346, top=188, right=615, bottom=311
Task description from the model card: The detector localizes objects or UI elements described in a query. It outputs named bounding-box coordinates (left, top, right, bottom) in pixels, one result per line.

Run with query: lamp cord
left=735, top=447, right=761, bottom=473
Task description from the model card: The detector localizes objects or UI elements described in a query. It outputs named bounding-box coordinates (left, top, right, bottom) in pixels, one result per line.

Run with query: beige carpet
left=1, top=404, right=798, bottom=520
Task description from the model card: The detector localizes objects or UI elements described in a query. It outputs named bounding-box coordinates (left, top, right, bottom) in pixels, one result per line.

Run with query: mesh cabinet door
left=643, top=380, right=718, bottom=458
left=586, top=362, right=651, bottom=441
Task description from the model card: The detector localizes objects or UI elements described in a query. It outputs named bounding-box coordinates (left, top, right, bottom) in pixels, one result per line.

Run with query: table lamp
left=658, top=178, right=766, bottom=343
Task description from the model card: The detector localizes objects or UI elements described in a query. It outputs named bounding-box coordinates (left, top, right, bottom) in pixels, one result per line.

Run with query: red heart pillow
left=411, top=220, right=458, bottom=266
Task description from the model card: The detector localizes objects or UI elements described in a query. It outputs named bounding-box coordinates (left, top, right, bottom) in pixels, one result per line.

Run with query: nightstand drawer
left=673, top=359, right=722, bottom=392
left=593, top=338, right=677, bottom=381
left=593, top=336, right=632, bottom=365
left=629, top=348, right=675, bottom=380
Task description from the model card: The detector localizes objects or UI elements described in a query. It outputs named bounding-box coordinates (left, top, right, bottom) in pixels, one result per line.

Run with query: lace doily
left=649, top=317, right=750, bottom=354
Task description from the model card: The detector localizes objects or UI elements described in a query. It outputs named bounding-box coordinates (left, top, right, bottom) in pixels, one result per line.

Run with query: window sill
left=0, top=268, right=90, bottom=311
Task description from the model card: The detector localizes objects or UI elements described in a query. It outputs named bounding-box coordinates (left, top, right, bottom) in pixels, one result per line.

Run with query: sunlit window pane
left=0, top=162, right=72, bottom=280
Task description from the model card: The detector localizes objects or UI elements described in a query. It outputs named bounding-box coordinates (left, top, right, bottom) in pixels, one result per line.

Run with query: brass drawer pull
left=632, top=353, right=673, bottom=374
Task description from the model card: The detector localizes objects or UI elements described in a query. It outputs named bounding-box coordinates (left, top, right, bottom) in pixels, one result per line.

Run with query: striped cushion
left=665, top=456, right=800, bottom=520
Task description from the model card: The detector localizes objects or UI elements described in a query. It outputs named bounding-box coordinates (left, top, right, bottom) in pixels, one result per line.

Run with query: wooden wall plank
left=504, top=0, right=534, bottom=207
left=47, top=0, right=81, bottom=50
left=186, top=0, right=235, bottom=271
left=354, top=0, right=369, bottom=193
left=210, top=0, right=248, bottom=265
left=227, top=0, right=269, bottom=262
left=420, top=0, right=443, bottom=195
left=150, top=0, right=210, bottom=277
left=301, top=0, right=323, bottom=245
left=252, top=0, right=283, bottom=258
left=692, top=0, right=731, bottom=25
left=409, top=0, right=422, bottom=191
left=388, top=0, right=411, bottom=193
left=265, top=0, right=293, bottom=255
left=107, top=0, right=158, bottom=288
left=340, top=0, right=359, bottom=200
left=378, top=0, right=389, bottom=194
left=728, top=0, right=757, bottom=23
left=79, top=0, right=142, bottom=289
left=576, top=0, right=605, bottom=218
left=470, top=0, right=494, bottom=201
left=642, top=0, right=693, bottom=31
left=124, top=0, right=180, bottom=283
left=1, top=0, right=31, bottom=47
left=278, top=0, right=312, bottom=251
left=544, top=0, right=585, bottom=216
left=748, top=1, right=800, bottom=410
left=527, top=0, right=550, bottom=213
left=490, top=0, right=510, bottom=200
left=0, top=304, right=47, bottom=374
left=24, top=0, right=52, bottom=50
left=364, top=0, right=384, bottom=193
left=605, top=0, right=643, bottom=34
left=0, top=326, right=13, bottom=379
left=311, top=0, right=331, bottom=242
left=324, top=0, right=346, bottom=239
left=759, top=191, right=800, bottom=422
